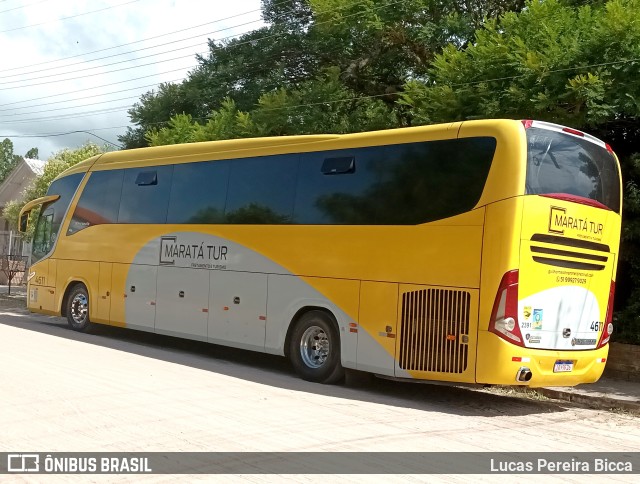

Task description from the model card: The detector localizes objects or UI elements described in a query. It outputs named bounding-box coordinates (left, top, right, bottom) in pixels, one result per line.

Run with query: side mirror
left=18, top=195, right=60, bottom=234
left=19, top=212, right=29, bottom=233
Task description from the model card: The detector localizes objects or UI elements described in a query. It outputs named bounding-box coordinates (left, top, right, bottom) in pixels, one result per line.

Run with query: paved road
left=1, top=309, right=638, bottom=482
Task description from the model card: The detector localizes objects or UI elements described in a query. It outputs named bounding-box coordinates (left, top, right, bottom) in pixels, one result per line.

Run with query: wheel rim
left=70, top=293, right=88, bottom=325
left=299, top=325, right=330, bottom=369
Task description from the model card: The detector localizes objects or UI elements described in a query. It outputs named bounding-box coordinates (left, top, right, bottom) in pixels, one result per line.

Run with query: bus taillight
left=597, top=280, right=616, bottom=348
left=489, top=270, right=524, bottom=346
left=562, top=127, right=585, bottom=137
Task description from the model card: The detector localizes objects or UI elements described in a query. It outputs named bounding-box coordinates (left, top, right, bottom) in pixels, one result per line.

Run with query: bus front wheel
left=289, top=310, right=344, bottom=384
left=66, top=284, right=93, bottom=333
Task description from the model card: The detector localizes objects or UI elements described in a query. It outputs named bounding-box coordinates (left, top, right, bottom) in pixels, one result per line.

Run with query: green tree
left=145, top=99, right=257, bottom=146
left=146, top=69, right=397, bottom=145
left=0, top=139, right=21, bottom=183
left=401, top=0, right=640, bottom=127
left=119, top=82, right=202, bottom=149
left=25, top=147, right=39, bottom=160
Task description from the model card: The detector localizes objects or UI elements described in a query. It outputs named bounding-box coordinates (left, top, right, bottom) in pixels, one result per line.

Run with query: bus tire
left=289, top=310, right=344, bottom=384
left=66, top=284, right=93, bottom=333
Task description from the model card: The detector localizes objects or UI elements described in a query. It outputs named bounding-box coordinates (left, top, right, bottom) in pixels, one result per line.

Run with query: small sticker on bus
left=525, top=334, right=541, bottom=344
left=533, top=309, right=543, bottom=330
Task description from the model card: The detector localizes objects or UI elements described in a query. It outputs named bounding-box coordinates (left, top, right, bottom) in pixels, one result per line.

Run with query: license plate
left=554, top=360, right=574, bottom=373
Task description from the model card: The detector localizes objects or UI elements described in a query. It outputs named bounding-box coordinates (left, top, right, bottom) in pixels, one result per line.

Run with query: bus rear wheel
left=289, top=310, right=344, bottom=384
left=66, top=284, right=93, bottom=333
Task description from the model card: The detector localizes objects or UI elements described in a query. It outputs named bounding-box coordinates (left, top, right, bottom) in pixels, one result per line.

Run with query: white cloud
left=0, top=0, right=264, bottom=158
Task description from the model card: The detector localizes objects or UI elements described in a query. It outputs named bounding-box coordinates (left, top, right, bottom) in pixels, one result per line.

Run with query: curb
left=533, top=387, right=640, bottom=414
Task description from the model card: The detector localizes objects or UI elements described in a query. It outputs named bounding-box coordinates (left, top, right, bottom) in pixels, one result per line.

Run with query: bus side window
left=295, top=147, right=378, bottom=225
left=68, top=170, right=124, bottom=235
left=224, top=154, right=298, bottom=224
left=33, top=212, right=53, bottom=258
left=167, top=160, right=230, bottom=224
left=118, top=165, right=174, bottom=224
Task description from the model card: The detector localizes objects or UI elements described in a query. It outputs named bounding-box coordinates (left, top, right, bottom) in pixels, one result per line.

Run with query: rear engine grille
left=399, top=288, right=470, bottom=373
left=530, top=234, right=609, bottom=271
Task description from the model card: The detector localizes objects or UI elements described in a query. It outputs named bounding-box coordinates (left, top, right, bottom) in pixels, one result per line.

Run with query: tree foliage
left=145, top=69, right=397, bottom=146
left=401, top=0, right=640, bottom=128
left=24, top=147, right=38, bottom=160
left=0, top=139, right=20, bottom=182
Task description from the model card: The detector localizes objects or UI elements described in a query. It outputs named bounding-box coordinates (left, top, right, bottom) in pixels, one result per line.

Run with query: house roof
left=0, top=158, right=46, bottom=208
left=23, top=158, right=46, bottom=176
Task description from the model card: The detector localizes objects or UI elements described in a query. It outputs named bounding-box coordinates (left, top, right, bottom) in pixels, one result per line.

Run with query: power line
left=0, top=95, right=141, bottom=117
left=0, top=0, right=331, bottom=98
left=0, top=0, right=287, bottom=74
left=0, top=3, right=305, bottom=90
left=0, top=0, right=393, bottom=95
left=0, top=0, right=50, bottom=15
left=0, top=105, right=132, bottom=124
left=0, top=0, right=377, bottom=87
left=0, top=59, right=195, bottom=91
left=0, top=0, right=142, bottom=34
left=0, top=78, right=184, bottom=112
left=0, top=18, right=262, bottom=85
left=0, top=129, right=121, bottom=148
left=9, top=130, right=122, bottom=149
left=0, top=2, right=304, bottom=107
left=0, top=17, right=264, bottom=82
left=43, top=131, right=122, bottom=149
left=1, top=68, right=189, bottom=107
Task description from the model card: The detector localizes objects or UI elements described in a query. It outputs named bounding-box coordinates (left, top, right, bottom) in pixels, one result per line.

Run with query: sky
left=0, top=0, right=264, bottom=159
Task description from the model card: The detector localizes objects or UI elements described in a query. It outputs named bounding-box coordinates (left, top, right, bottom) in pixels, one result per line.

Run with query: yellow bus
left=19, top=119, right=621, bottom=387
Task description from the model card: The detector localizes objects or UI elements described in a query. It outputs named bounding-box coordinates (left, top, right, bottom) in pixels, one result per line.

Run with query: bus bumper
left=476, top=330, right=609, bottom=387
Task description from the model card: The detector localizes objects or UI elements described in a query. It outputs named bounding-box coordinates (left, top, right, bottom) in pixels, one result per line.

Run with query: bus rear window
left=525, top=127, right=620, bottom=212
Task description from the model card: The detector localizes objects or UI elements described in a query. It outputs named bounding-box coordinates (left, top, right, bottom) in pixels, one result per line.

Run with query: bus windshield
left=31, top=173, right=84, bottom=263
left=525, top=127, right=620, bottom=212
